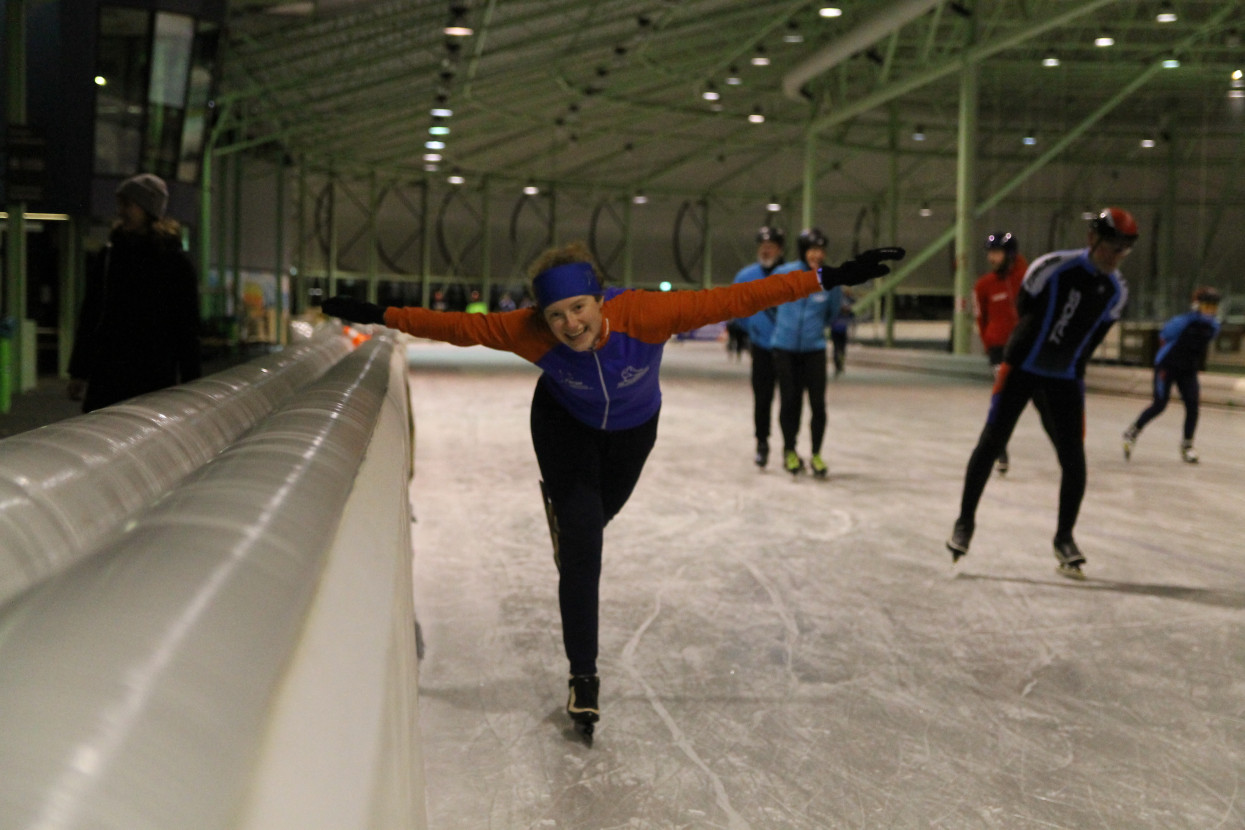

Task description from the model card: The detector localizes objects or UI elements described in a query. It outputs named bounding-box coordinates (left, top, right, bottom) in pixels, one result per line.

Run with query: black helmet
left=756, top=225, right=785, bottom=246
left=1193, top=286, right=1221, bottom=306
left=985, top=231, right=1018, bottom=253
left=797, top=227, right=829, bottom=259
left=1090, top=207, right=1139, bottom=243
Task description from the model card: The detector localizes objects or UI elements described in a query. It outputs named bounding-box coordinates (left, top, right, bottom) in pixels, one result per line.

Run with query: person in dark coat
left=68, top=173, right=202, bottom=413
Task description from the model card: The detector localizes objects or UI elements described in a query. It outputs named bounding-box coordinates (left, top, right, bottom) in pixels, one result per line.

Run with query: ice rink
left=406, top=340, right=1245, bottom=830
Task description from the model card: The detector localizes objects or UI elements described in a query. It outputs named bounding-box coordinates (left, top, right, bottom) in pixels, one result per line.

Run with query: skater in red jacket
left=972, top=231, right=1028, bottom=474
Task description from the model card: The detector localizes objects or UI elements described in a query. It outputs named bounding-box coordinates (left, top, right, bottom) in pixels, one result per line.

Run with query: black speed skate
left=567, top=674, right=600, bottom=744
left=1053, top=537, right=1086, bottom=580
left=945, top=519, right=973, bottom=563
left=754, top=439, right=769, bottom=468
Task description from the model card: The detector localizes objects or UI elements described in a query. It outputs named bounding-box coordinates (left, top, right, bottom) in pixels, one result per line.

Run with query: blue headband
left=534, top=262, right=601, bottom=307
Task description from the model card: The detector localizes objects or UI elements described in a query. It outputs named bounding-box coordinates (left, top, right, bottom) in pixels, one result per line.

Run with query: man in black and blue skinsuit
left=1123, top=286, right=1222, bottom=463
left=947, top=208, right=1136, bottom=579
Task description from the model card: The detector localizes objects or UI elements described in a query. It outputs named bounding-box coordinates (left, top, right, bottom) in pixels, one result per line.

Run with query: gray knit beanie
left=116, top=173, right=169, bottom=219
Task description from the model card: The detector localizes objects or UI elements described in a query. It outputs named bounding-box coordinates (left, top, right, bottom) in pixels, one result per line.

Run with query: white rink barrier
left=0, top=330, right=351, bottom=606
left=0, top=334, right=425, bottom=830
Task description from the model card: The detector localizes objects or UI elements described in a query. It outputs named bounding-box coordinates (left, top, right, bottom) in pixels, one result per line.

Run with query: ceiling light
left=430, top=125, right=450, bottom=135
left=725, top=66, right=742, bottom=85
left=94, top=75, right=107, bottom=86
left=523, top=184, right=539, bottom=196
left=751, top=47, right=770, bottom=67
left=1140, top=138, right=1157, bottom=148
left=1156, top=2, right=1177, bottom=23
left=1232, top=69, right=1243, bottom=83
left=766, top=198, right=781, bottom=212
left=1042, top=52, right=1060, bottom=68
left=1094, top=33, right=1115, bottom=48
left=424, top=163, right=439, bottom=172
left=423, top=153, right=442, bottom=162
left=919, top=203, right=933, bottom=218
left=426, top=140, right=445, bottom=150
left=1229, top=90, right=1245, bottom=99
left=1081, top=210, right=1096, bottom=221
left=1022, top=132, right=1037, bottom=146
left=819, top=7, right=843, bottom=17
left=1162, top=58, right=1180, bottom=69
left=748, top=106, right=765, bottom=124
left=702, top=84, right=720, bottom=101
left=431, top=107, right=453, bottom=118
left=448, top=174, right=465, bottom=185
left=444, top=25, right=472, bottom=36
left=912, top=125, right=926, bottom=141
left=632, top=193, right=648, bottom=205
left=783, top=22, right=803, bottom=44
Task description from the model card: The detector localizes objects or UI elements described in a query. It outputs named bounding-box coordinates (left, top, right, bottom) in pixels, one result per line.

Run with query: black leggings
left=530, top=381, right=659, bottom=676
left=774, top=348, right=828, bottom=455
left=749, top=345, right=777, bottom=442
left=957, top=365, right=1085, bottom=541
left=1135, top=368, right=1200, bottom=441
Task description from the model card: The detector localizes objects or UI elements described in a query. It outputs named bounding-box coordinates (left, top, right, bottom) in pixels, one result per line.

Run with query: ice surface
left=407, top=340, right=1245, bottom=829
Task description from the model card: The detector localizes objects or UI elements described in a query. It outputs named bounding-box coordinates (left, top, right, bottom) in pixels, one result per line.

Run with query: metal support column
left=3, top=0, right=32, bottom=404
left=952, top=56, right=980, bottom=355
left=231, top=151, right=244, bottom=347
left=419, top=180, right=431, bottom=308
left=274, top=160, right=286, bottom=343
left=885, top=105, right=899, bottom=347
left=366, top=172, right=379, bottom=304
left=56, top=216, right=83, bottom=379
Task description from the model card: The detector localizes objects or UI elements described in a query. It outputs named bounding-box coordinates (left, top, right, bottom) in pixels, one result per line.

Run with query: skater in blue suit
left=1123, top=286, right=1221, bottom=463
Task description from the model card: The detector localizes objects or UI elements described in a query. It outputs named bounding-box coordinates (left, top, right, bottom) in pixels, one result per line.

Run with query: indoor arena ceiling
left=217, top=0, right=1245, bottom=205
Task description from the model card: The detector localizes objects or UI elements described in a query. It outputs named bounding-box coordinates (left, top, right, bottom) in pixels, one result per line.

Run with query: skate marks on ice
left=408, top=343, right=1245, bottom=829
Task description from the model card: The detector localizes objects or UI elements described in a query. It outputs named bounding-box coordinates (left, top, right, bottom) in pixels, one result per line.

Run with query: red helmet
left=1090, top=207, right=1139, bottom=243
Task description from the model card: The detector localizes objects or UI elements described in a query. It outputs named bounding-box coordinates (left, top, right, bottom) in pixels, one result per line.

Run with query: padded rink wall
left=0, top=329, right=426, bottom=829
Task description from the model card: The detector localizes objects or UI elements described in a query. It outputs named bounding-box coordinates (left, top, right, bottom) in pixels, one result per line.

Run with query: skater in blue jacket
left=770, top=228, right=841, bottom=478
left=732, top=225, right=786, bottom=467
left=1123, top=286, right=1221, bottom=463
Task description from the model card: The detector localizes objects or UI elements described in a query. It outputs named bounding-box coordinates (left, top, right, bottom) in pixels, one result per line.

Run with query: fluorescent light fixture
left=1140, top=138, right=1157, bottom=148
left=1156, top=3, right=1177, bottom=23
left=1162, top=58, right=1180, bottom=69
left=703, top=89, right=720, bottom=101
left=444, top=25, right=473, bottom=36
left=448, top=174, right=465, bottom=185
left=659, top=281, right=673, bottom=292
left=632, top=193, right=648, bottom=205
left=430, top=107, right=453, bottom=118
left=430, top=125, right=450, bottom=135
left=94, top=75, right=107, bottom=86
left=423, top=153, right=442, bottom=162
left=819, top=7, right=843, bottom=17
left=426, top=140, right=446, bottom=150
left=919, top=204, right=933, bottom=217
left=424, top=163, right=439, bottom=172
left=912, top=125, right=926, bottom=141
left=523, top=185, right=540, bottom=195
left=751, top=47, right=769, bottom=67
left=1042, top=53, right=1060, bottom=68
left=1094, top=33, right=1115, bottom=48
left=766, top=200, right=782, bottom=212
left=1022, top=135, right=1037, bottom=146
left=748, top=111, right=765, bottom=124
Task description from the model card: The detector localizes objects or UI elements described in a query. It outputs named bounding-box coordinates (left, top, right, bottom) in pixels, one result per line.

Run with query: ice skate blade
left=1056, top=563, right=1086, bottom=581
left=945, top=539, right=968, bottom=564
left=569, top=718, right=595, bottom=746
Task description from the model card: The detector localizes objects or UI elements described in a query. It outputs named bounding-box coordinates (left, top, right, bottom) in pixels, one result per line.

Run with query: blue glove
left=819, top=247, right=906, bottom=288
left=322, top=296, right=385, bottom=324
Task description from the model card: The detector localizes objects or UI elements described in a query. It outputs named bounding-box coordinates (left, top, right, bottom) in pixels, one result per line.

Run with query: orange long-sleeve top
left=383, top=269, right=822, bottom=429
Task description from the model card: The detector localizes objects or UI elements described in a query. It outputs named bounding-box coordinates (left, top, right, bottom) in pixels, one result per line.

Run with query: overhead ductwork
left=782, top=0, right=946, bottom=101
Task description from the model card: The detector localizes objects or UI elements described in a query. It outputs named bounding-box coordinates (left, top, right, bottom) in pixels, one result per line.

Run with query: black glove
left=818, top=246, right=907, bottom=288
left=321, top=296, right=386, bottom=324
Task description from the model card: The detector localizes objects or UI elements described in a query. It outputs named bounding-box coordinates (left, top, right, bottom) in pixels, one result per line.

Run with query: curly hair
left=526, top=241, right=604, bottom=290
